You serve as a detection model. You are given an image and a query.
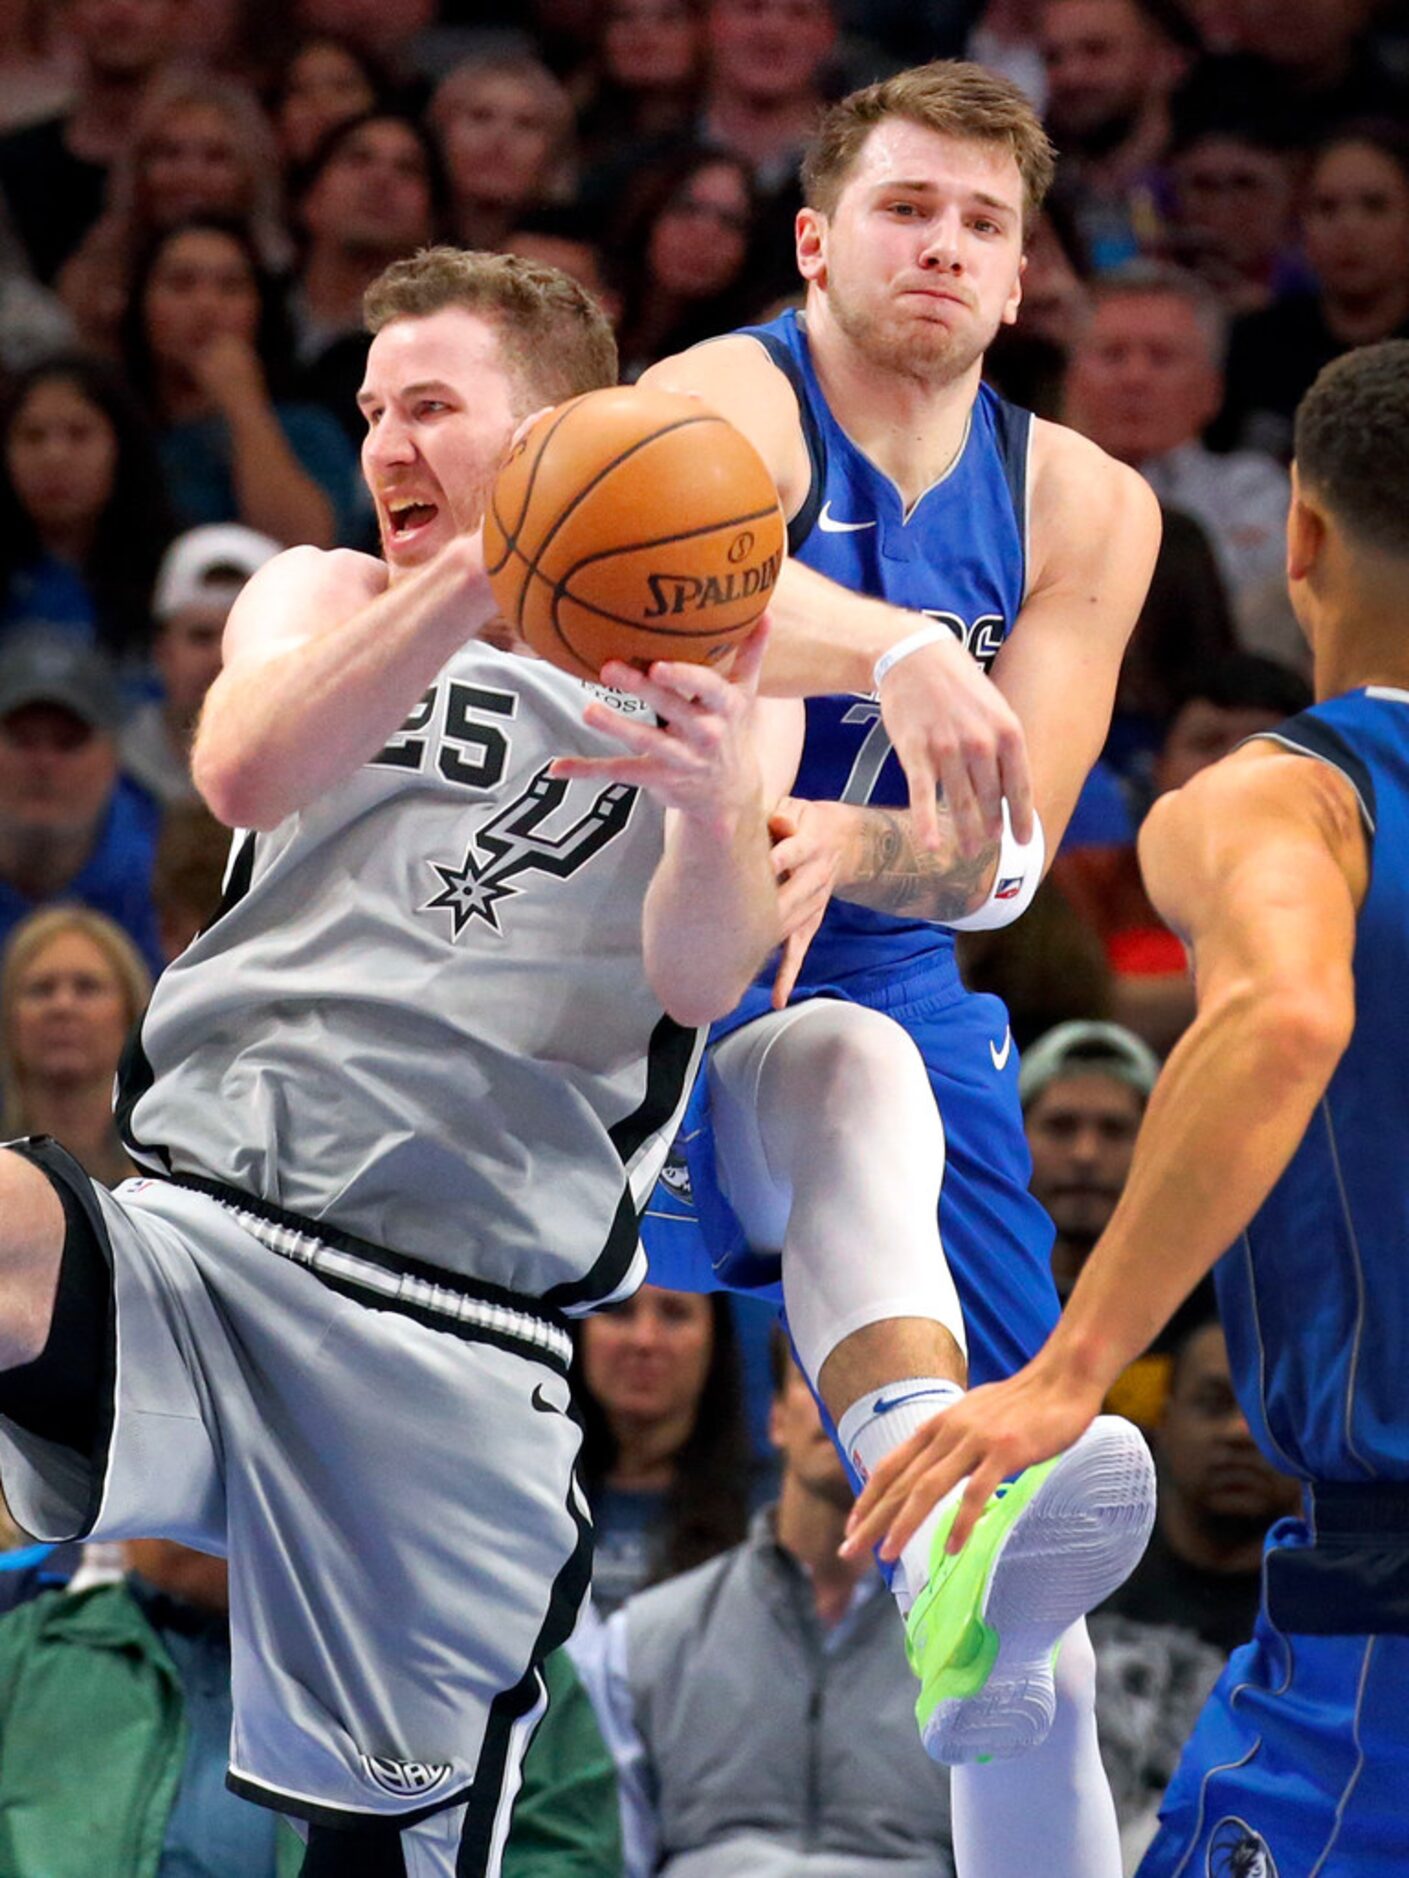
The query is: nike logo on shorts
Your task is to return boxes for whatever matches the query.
[817,501,876,533]
[531,1383,562,1415]
[990,1028,1012,1072]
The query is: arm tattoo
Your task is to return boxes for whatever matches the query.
[841,807,999,921]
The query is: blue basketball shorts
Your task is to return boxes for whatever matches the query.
[640,961,1059,1388]
[1139,1517,1409,1878]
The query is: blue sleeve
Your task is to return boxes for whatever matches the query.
[1060,758,1135,851]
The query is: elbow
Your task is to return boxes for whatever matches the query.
[1247,977,1355,1090]
[191,740,284,832]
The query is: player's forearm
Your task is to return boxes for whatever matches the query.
[829,801,1000,920]
[645,807,779,1025]
[195,542,491,829]
[759,559,924,696]
[223,400,337,550]
[1042,976,1352,1394]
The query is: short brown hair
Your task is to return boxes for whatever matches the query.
[363,247,618,410]
[802,60,1056,230]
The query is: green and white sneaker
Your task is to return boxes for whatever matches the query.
[904,1414,1155,1765]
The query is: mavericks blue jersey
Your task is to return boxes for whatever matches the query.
[738,308,1032,990]
[1218,688,1409,1483]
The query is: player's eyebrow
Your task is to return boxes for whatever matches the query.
[356,379,458,411]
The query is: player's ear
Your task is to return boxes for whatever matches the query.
[1286,465,1326,584]
[796,207,826,286]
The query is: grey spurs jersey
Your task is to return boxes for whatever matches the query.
[119,639,705,1311]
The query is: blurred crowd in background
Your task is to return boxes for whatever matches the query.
[0,0,1405,1871]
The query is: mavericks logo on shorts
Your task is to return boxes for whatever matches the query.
[361,1753,453,1799]
[1208,1817,1278,1878]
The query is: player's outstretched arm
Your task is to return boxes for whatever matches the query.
[640,339,1031,856]
[841,744,1366,1562]
[193,535,497,830]
[550,625,803,1025]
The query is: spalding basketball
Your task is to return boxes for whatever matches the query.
[484,386,785,682]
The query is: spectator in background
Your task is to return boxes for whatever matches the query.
[292,0,439,93]
[1165,118,1306,317]
[57,71,292,357]
[0,355,172,664]
[611,147,761,377]
[431,55,576,254]
[505,208,623,326]
[577,0,705,175]
[1038,0,1189,270]
[1063,265,1296,662]
[1100,1317,1301,1655]
[1090,1316,1300,1866]
[575,1287,755,1617]
[121,525,280,807]
[290,112,442,441]
[0,210,78,377]
[0,1539,296,1877]
[122,218,356,547]
[1020,1020,1156,1307]
[1221,125,1409,460]
[1056,652,1312,1051]
[270,33,384,170]
[586,1343,956,1877]
[968,0,1049,112]
[0,906,151,1189]
[0,0,179,284]
[0,631,162,976]
[149,801,233,964]
[0,0,75,136]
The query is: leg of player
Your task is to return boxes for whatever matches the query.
[710,1004,1151,1794]
[0,1151,68,1373]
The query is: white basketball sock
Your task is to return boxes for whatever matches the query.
[836,1378,966,1611]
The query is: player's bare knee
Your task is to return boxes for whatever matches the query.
[0,1150,68,1370]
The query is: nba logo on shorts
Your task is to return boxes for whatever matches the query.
[361,1754,452,1799]
[1208,1817,1278,1877]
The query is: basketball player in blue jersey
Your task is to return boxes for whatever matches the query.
[604,60,1162,1878]
[0,250,807,1878]
[847,338,1409,1878]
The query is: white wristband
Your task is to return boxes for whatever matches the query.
[872,622,954,692]
[945,802,1046,932]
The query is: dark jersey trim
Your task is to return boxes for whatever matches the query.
[227,1771,474,1833]
[987,391,1031,598]
[1255,714,1378,833]
[542,1012,701,1312]
[736,322,827,554]
[456,1460,595,1876]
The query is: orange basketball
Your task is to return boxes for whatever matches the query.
[484,386,785,682]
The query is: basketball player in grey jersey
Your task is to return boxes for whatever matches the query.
[0,250,804,1878]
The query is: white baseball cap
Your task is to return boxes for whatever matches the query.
[153,525,281,621]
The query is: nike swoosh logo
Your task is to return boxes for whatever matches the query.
[989,1028,1012,1072]
[871,1387,954,1417]
[817,501,876,534]
[531,1384,561,1415]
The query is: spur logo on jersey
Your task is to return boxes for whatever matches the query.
[641,548,782,618]
[422,765,637,939]
[1208,1818,1279,1877]
[360,1754,452,1799]
[659,1149,694,1199]
[918,610,1007,674]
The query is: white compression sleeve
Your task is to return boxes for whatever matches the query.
[950,1620,1123,1878]
[707,1000,966,1384]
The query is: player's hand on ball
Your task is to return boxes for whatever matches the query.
[839,1359,1104,1563]
[769,796,843,1006]
[878,633,1033,857]
[550,619,770,825]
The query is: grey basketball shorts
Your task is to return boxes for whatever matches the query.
[0,1138,591,1877]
